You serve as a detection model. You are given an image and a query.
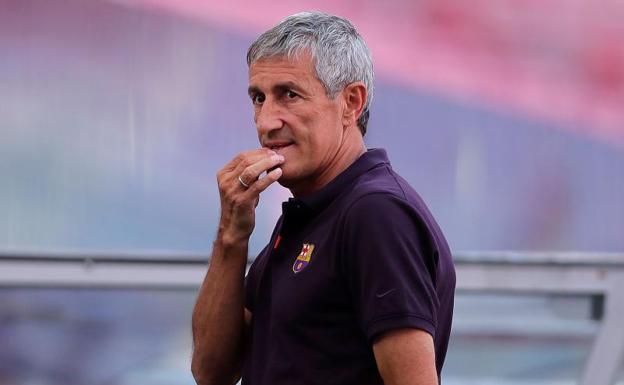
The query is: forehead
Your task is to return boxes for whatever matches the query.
[248,54,320,88]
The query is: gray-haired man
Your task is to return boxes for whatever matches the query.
[192,11,455,385]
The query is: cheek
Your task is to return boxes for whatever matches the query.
[292,104,341,150]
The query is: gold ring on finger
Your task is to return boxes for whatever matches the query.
[238,175,250,188]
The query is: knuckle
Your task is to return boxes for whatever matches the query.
[217,177,229,191]
[248,183,261,194]
[253,180,270,192]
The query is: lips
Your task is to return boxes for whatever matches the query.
[264,141,294,152]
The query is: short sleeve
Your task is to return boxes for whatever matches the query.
[341,193,439,343]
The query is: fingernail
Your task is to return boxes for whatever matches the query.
[267,150,276,155]
[271,154,282,162]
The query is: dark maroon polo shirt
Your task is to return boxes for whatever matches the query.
[243,148,455,385]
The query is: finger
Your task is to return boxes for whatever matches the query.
[243,167,282,196]
[238,153,284,186]
[223,148,275,172]
[228,151,276,179]
[219,154,278,200]
[219,149,275,190]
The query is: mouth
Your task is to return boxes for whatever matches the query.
[265,142,294,153]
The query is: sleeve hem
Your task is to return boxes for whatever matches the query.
[366,314,436,344]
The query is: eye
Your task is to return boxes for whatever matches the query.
[251,93,265,105]
[285,90,299,99]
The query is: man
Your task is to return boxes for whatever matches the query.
[191,11,455,385]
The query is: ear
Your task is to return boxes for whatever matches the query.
[341,82,367,129]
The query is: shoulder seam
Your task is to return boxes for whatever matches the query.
[342,165,410,218]
[343,191,402,220]
[385,164,408,200]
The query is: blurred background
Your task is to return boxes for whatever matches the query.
[1,0,623,384]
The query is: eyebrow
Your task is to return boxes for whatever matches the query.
[247,81,305,96]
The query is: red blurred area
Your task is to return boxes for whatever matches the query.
[115,0,624,146]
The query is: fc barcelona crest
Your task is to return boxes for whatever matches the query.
[293,243,315,273]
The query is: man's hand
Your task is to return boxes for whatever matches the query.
[217,148,284,244]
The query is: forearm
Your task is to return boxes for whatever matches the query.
[191,148,283,384]
[191,233,248,385]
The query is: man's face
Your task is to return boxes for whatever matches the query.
[248,54,346,194]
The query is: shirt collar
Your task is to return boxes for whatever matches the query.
[282,148,390,216]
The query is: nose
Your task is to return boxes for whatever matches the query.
[255,98,284,136]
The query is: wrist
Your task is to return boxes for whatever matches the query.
[217,228,250,249]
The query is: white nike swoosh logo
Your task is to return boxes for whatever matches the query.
[376,288,396,298]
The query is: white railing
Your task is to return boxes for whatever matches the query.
[455,251,624,385]
[1,250,623,385]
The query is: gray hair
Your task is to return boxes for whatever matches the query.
[247,11,374,135]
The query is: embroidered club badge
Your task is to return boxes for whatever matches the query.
[293,243,315,273]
